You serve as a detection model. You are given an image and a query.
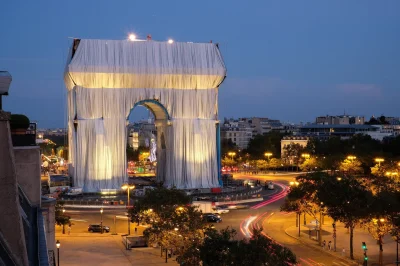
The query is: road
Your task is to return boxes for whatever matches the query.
[232,173,358,266]
[63,173,358,265]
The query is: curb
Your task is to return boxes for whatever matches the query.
[284,226,359,265]
[64,205,126,209]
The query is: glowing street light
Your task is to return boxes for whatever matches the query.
[386,172,398,177]
[301,153,310,159]
[347,155,356,161]
[56,240,60,266]
[128,34,136,41]
[228,152,236,160]
[375,158,384,167]
[121,184,135,235]
[336,177,342,181]
[168,39,174,44]
[264,152,273,161]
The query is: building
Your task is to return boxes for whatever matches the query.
[247,117,284,135]
[220,118,253,149]
[0,73,55,266]
[280,136,310,158]
[315,115,365,125]
[296,124,395,141]
[220,117,286,149]
[127,119,157,150]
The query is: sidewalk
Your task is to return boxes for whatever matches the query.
[284,214,398,266]
[56,233,178,265]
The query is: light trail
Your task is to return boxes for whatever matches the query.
[251,182,289,209]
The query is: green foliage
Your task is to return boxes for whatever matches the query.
[221,156,236,167]
[55,201,71,229]
[299,157,320,172]
[245,132,287,159]
[339,158,364,174]
[221,139,238,157]
[182,227,297,266]
[10,114,30,130]
[282,143,305,165]
[130,187,204,260]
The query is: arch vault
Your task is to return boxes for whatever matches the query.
[64,39,226,192]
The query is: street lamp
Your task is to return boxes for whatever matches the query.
[337,177,342,181]
[100,208,103,234]
[121,184,135,235]
[228,152,236,160]
[264,152,272,160]
[56,240,60,266]
[301,153,310,159]
[375,158,384,167]
[347,155,356,161]
[373,218,385,265]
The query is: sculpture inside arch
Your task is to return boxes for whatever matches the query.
[64,39,226,192]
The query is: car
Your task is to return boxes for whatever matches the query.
[212,206,230,214]
[202,213,222,223]
[267,182,274,190]
[88,224,110,233]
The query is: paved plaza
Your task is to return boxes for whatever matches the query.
[56,234,178,266]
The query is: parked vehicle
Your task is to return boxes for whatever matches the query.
[267,182,274,190]
[192,201,214,213]
[202,213,222,223]
[88,224,110,233]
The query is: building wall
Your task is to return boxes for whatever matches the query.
[280,137,309,158]
[0,111,29,266]
[41,198,56,260]
[14,146,42,206]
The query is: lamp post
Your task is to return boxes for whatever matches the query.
[228,152,236,161]
[347,155,356,161]
[318,202,323,246]
[264,152,272,161]
[332,222,337,251]
[121,184,135,235]
[375,158,384,167]
[100,208,103,234]
[56,240,60,266]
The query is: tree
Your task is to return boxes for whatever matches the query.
[282,143,305,165]
[221,156,236,167]
[256,159,268,170]
[221,139,238,157]
[55,201,70,234]
[339,158,363,175]
[181,227,297,266]
[129,187,205,259]
[268,158,283,169]
[299,157,320,172]
[245,132,286,159]
[316,175,373,260]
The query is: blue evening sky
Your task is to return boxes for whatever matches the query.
[1,1,399,127]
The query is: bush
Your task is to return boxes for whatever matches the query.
[10,114,30,130]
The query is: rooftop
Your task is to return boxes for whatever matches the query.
[301,124,376,130]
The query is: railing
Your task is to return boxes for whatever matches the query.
[213,187,263,202]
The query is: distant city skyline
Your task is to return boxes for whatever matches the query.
[1,1,399,128]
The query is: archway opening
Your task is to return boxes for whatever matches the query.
[126,100,170,180]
